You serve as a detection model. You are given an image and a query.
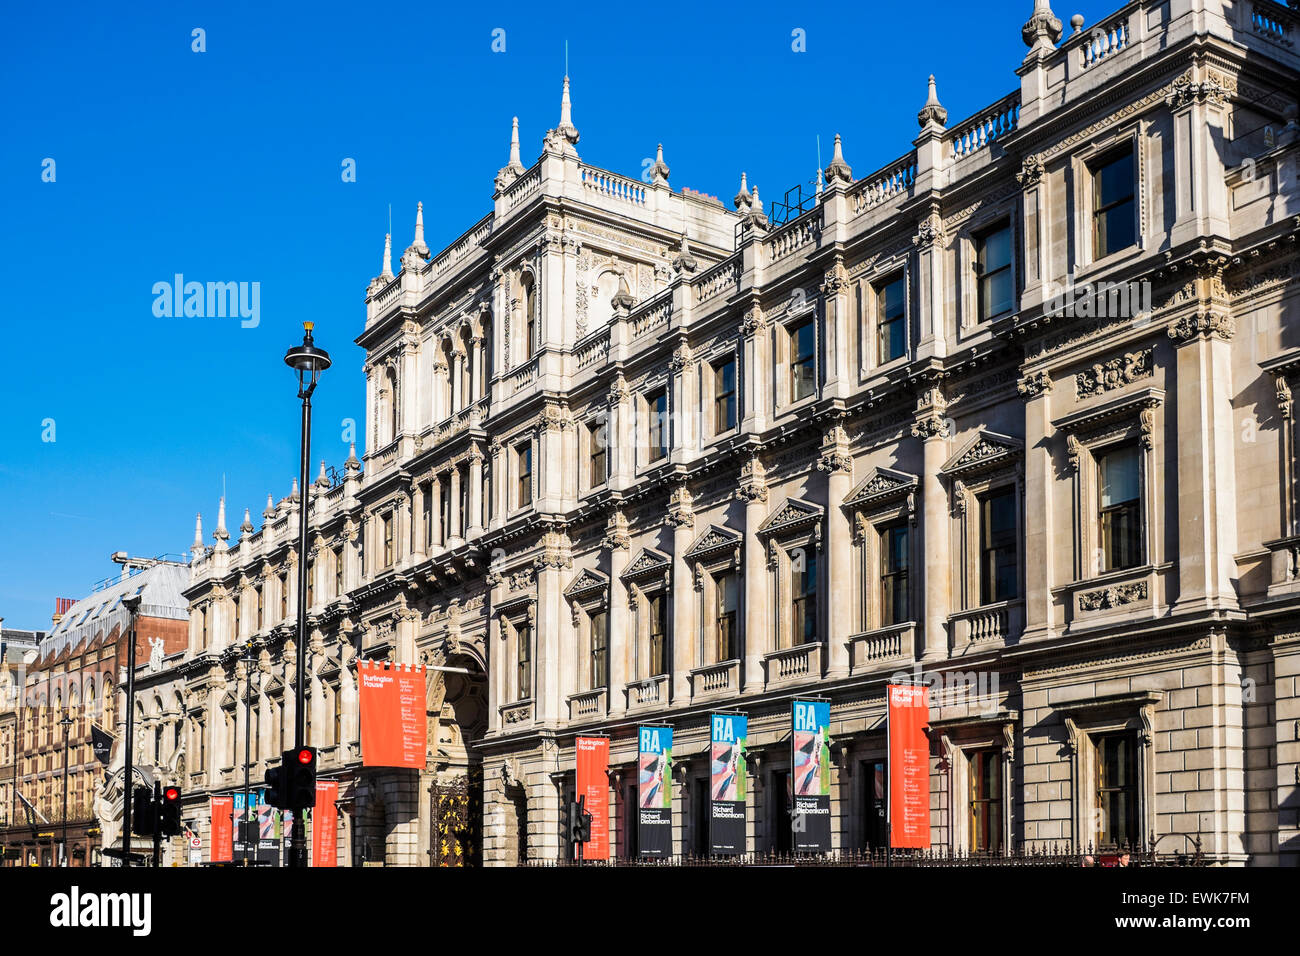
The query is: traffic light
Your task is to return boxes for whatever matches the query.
[159,786,182,836]
[266,760,287,809]
[288,747,317,809]
[575,795,592,844]
[131,786,156,836]
[560,802,572,842]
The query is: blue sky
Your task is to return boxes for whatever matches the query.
[0,0,1117,630]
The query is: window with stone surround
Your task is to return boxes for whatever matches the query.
[521,272,537,361]
[759,498,825,652]
[333,546,344,598]
[684,525,743,669]
[1098,443,1143,572]
[876,273,907,365]
[514,441,532,511]
[621,548,672,682]
[648,593,667,677]
[844,467,919,639]
[788,316,817,404]
[979,488,1019,604]
[565,569,610,692]
[645,387,669,463]
[712,355,737,435]
[1095,731,1140,847]
[584,415,607,491]
[880,522,910,627]
[715,571,738,663]
[515,619,532,702]
[974,220,1014,322]
[932,712,1017,856]
[1090,146,1137,261]
[969,748,1003,852]
[381,512,394,568]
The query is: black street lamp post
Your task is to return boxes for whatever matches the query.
[121,594,141,867]
[59,715,73,865]
[242,640,253,866]
[283,322,330,868]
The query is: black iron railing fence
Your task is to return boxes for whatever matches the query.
[528,842,1207,868]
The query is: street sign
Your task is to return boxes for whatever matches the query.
[190,836,201,849]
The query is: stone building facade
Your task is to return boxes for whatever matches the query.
[0,561,189,866]
[182,0,1300,865]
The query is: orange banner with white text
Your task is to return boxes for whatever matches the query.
[210,796,233,863]
[575,736,610,860]
[888,684,931,849]
[359,660,427,768]
[312,781,338,867]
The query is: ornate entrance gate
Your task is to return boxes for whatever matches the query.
[429,771,482,867]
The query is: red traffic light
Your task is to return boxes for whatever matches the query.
[296,748,313,765]
[164,787,180,801]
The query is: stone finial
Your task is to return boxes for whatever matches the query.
[733,171,752,211]
[671,233,698,274]
[556,76,580,144]
[411,202,429,258]
[263,493,276,519]
[316,460,330,489]
[290,477,300,502]
[611,272,637,312]
[748,185,769,229]
[1070,13,1085,33]
[345,441,361,474]
[192,513,204,550]
[650,143,670,185]
[214,497,229,542]
[917,75,948,129]
[240,508,254,535]
[1022,0,1063,52]
[509,116,523,170]
[824,133,853,185]
[381,232,392,279]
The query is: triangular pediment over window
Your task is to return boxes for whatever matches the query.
[843,466,918,511]
[940,430,1023,479]
[564,567,609,601]
[621,547,672,584]
[757,496,823,539]
[685,524,743,564]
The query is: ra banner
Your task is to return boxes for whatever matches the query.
[209,796,233,863]
[359,659,428,768]
[313,781,339,867]
[791,700,831,853]
[709,714,747,855]
[637,725,673,858]
[575,737,610,860]
[887,683,931,849]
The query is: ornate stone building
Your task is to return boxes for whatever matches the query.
[183,0,1300,865]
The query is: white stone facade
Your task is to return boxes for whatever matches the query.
[181,0,1300,866]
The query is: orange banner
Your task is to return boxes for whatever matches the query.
[312,781,338,867]
[210,796,233,863]
[888,684,930,849]
[575,736,609,860]
[359,660,427,768]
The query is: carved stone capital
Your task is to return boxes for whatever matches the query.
[1167,313,1235,343]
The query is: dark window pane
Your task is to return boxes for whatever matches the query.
[714,360,737,432]
[791,319,817,401]
[881,524,910,625]
[1093,150,1136,259]
[980,487,1019,604]
[1099,445,1142,571]
[877,277,907,363]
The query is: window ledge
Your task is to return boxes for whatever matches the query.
[625,675,669,711]
[566,688,608,722]
[949,600,1024,651]
[762,642,823,688]
[689,660,741,699]
[847,623,914,673]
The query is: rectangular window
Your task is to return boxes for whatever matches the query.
[714,358,737,433]
[334,547,343,598]
[975,221,1014,320]
[306,559,315,608]
[589,609,608,690]
[980,487,1019,604]
[715,571,738,662]
[648,593,667,676]
[881,523,910,625]
[515,622,532,701]
[234,597,241,639]
[647,389,669,462]
[588,420,607,488]
[440,480,451,543]
[1092,148,1136,260]
[421,481,433,550]
[790,548,818,646]
[789,318,816,402]
[256,586,264,629]
[1095,733,1139,847]
[516,444,532,508]
[458,467,469,534]
[279,573,288,620]
[1099,444,1142,572]
[382,513,394,567]
[877,275,907,365]
[969,749,1003,853]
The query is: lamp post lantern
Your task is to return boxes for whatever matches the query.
[284,322,330,868]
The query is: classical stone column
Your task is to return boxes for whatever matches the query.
[428,475,442,551]
[607,375,633,492]
[819,263,850,399]
[604,510,632,716]
[818,424,853,675]
[740,305,768,433]
[432,359,448,424]
[1168,73,1232,247]
[467,447,485,538]
[913,391,951,662]
[738,454,769,691]
[448,467,462,544]
[1170,307,1239,613]
[668,485,695,703]
[1017,370,1055,641]
[410,482,426,563]
[535,532,571,725]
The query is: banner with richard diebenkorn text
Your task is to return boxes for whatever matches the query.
[709,713,747,855]
[637,725,673,858]
[792,700,831,853]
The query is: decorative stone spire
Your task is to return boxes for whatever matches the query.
[611,271,637,312]
[402,202,430,268]
[544,76,581,155]
[290,477,300,503]
[671,233,698,274]
[192,513,204,551]
[1022,0,1063,53]
[816,168,825,198]
[213,496,229,546]
[316,460,330,489]
[381,232,392,278]
[649,143,670,186]
[496,117,527,192]
[240,507,255,535]
[734,172,752,211]
[824,133,853,186]
[748,185,769,229]
[917,75,948,129]
[345,441,361,475]
[263,493,276,519]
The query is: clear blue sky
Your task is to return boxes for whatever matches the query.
[0,0,1117,630]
